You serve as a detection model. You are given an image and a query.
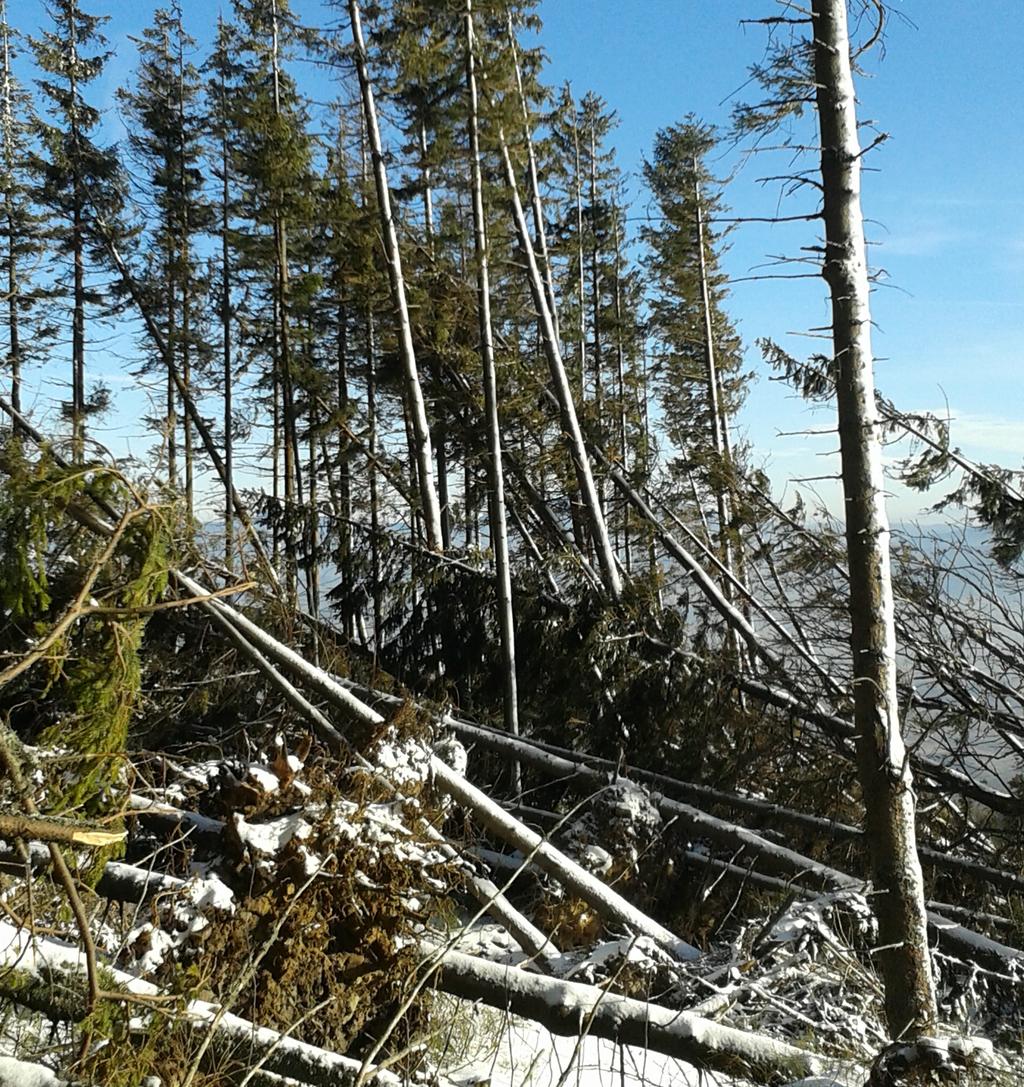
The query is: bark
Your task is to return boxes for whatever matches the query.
[69,15,85,464]
[465,1,521,784]
[347,0,443,552]
[507,13,558,341]
[693,165,743,673]
[218,29,234,570]
[497,130,622,598]
[430,945,838,1084]
[0,812,124,848]
[0,2,19,418]
[812,0,937,1038]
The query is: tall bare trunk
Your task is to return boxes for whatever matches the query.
[177,31,193,518]
[465,0,521,787]
[220,82,234,570]
[165,234,177,487]
[507,15,557,343]
[69,16,85,463]
[1,2,20,419]
[348,0,443,552]
[611,212,631,572]
[811,0,936,1039]
[693,166,743,670]
[497,129,622,600]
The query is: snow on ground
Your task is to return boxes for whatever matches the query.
[438,999,733,1087]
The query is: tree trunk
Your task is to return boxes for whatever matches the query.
[496,128,622,600]
[811,0,937,1039]
[348,0,443,552]
[1,0,20,419]
[693,166,744,672]
[507,13,558,342]
[220,117,234,571]
[465,0,521,789]
[431,946,834,1085]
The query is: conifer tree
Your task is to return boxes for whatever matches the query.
[0,1,50,421]
[643,119,749,605]
[120,3,213,513]
[205,14,241,567]
[29,0,126,462]
[230,0,317,596]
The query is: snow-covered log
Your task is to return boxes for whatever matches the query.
[0,922,402,1087]
[429,757,699,961]
[428,944,853,1085]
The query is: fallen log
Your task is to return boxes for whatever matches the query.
[173,574,698,963]
[457,715,1024,895]
[0,920,402,1087]
[428,943,855,1085]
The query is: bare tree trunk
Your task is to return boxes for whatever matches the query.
[217,26,234,571]
[1,2,20,421]
[366,306,382,652]
[431,946,834,1084]
[496,128,622,600]
[221,223,233,569]
[507,14,558,342]
[165,233,178,487]
[68,15,86,463]
[811,0,936,1040]
[465,0,521,790]
[611,212,631,571]
[348,0,443,552]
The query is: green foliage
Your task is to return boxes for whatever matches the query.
[0,454,169,827]
[40,507,168,818]
[0,438,51,625]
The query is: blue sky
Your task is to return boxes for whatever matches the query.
[7,0,1022,521]
[534,1,1024,519]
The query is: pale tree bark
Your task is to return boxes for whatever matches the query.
[496,128,622,600]
[506,13,558,342]
[271,0,302,602]
[811,0,937,1039]
[69,12,85,463]
[218,46,234,571]
[611,211,631,571]
[465,0,521,786]
[0,0,20,419]
[347,0,443,552]
[431,947,834,1084]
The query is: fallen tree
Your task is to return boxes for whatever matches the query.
[428,943,856,1085]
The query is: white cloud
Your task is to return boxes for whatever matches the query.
[912,409,1024,462]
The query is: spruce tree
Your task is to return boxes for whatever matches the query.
[642,120,748,536]
[29,0,126,462]
[120,3,213,512]
[0,1,51,420]
[229,0,317,597]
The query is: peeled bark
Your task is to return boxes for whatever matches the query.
[811,0,937,1038]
